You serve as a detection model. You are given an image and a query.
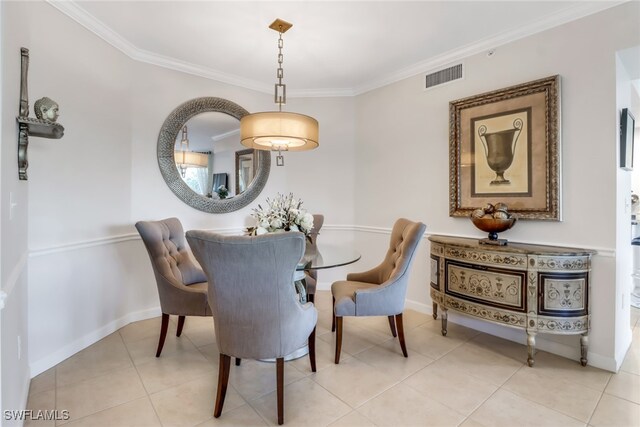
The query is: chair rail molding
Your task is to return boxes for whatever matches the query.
[27,225,614,258]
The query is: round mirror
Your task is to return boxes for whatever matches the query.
[158,97,270,213]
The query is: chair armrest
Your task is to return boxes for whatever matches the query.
[353,274,409,316]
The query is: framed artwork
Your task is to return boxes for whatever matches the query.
[449,75,561,220]
[620,108,635,171]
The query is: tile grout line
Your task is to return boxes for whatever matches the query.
[119,328,165,427]
[463,360,526,425]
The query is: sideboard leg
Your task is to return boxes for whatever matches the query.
[441,308,448,336]
[526,331,536,367]
[580,333,589,367]
[433,302,438,320]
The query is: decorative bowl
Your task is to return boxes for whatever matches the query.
[470,217,516,245]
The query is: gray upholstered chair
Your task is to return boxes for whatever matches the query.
[135,217,211,357]
[304,214,324,303]
[186,231,317,425]
[331,218,426,364]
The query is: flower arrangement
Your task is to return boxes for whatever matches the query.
[216,185,228,199]
[247,193,314,239]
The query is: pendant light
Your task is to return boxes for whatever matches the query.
[240,19,319,166]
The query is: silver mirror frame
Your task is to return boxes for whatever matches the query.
[157,97,271,213]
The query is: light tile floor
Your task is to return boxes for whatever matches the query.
[25,292,640,426]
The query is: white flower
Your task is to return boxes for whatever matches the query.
[300,213,314,232]
[250,193,312,237]
[271,218,283,229]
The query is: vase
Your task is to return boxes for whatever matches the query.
[478,118,523,185]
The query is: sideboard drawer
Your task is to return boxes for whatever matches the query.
[538,272,588,317]
[445,260,527,312]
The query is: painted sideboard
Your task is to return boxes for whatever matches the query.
[429,235,596,367]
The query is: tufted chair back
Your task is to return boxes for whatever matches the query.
[374,218,425,286]
[186,231,318,360]
[336,218,426,317]
[308,214,324,246]
[136,217,209,316]
[304,214,324,302]
[330,218,425,363]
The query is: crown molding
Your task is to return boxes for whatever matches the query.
[47,0,625,98]
[46,0,274,94]
[352,1,627,95]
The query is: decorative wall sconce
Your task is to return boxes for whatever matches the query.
[17,47,64,181]
[240,19,319,166]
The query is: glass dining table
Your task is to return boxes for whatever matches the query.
[294,243,361,304]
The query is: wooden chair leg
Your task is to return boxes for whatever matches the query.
[331,297,336,332]
[176,315,186,337]
[309,327,317,372]
[156,313,169,357]
[396,313,408,357]
[276,357,284,425]
[388,315,397,337]
[214,354,231,418]
[334,317,343,364]
[235,358,241,366]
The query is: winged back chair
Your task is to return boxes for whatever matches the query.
[331,218,426,363]
[304,214,324,303]
[186,231,318,425]
[135,217,211,357]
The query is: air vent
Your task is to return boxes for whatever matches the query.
[425,63,463,89]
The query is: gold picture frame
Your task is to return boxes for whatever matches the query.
[449,75,561,220]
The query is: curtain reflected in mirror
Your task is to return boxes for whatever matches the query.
[235,149,257,195]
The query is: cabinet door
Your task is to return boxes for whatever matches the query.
[445,260,527,312]
[538,272,588,317]
[430,255,440,291]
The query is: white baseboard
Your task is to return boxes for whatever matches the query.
[405,299,434,315]
[30,306,161,377]
[405,298,618,372]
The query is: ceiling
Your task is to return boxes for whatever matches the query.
[52,1,622,96]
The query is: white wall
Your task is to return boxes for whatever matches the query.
[1,1,33,421]
[353,2,640,371]
[17,1,357,377]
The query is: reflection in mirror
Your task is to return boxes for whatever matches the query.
[235,149,257,195]
[173,112,259,199]
[157,97,270,214]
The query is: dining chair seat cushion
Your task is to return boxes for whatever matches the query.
[331,280,378,316]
